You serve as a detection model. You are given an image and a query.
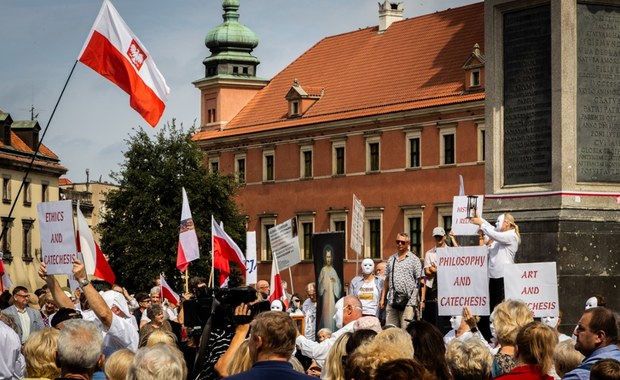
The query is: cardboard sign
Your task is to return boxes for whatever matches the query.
[350,194,365,256]
[504,262,559,317]
[451,195,484,235]
[268,217,301,271]
[245,231,257,285]
[437,246,490,316]
[37,200,77,275]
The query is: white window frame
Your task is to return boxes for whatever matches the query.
[263,149,275,182]
[403,206,424,255]
[406,130,422,168]
[436,203,453,232]
[364,208,383,259]
[300,144,313,179]
[234,153,246,183]
[297,213,315,261]
[208,156,220,173]
[439,125,456,165]
[365,136,381,172]
[328,210,348,254]
[260,215,277,261]
[477,122,485,162]
[332,140,346,176]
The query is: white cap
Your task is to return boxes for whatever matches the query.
[432,227,446,237]
[101,290,130,318]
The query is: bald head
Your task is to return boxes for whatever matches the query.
[343,295,363,326]
[257,280,270,299]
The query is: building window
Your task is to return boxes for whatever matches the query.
[208,157,219,173]
[23,180,32,206]
[332,141,346,176]
[408,217,422,256]
[442,215,453,233]
[471,70,481,87]
[333,220,345,232]
[300,146,313,178]
[22,219,33,262]
[235,154,246,184]
[41,182,49,202]
[364,209,383,259]
[263,151,275,182]
[366,137,381,172]
[2,176,10,203]
[260,216,276,261]
[406,130,422,168]
[1,217,13,261]
[439,126,456,165]
[291,101,300,116]
[328,210,348,253]
[477,123,486,162]
[302,222,313,260]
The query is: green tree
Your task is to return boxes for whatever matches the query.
[99,121,245,292]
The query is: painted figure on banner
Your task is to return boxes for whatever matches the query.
[318,245,341,332]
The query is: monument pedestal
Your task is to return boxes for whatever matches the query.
[485,0,620,332]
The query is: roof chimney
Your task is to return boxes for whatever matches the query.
[378,1,404,33]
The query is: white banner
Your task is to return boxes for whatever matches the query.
[451,195,484,235]
[245,231,257,285]
[350,194,365,256]
[437,246,490,316]
[504,262,559,317]
[268,217,301,271]
[37,200,77,275]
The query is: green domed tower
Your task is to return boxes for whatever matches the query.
[203,0,260,78]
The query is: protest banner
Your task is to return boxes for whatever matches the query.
[245,231,257,285]
[437,246,489,316]
[350,194,365,256]
[37,200,77,275]
[451,195,484,235]
[504,262,559,317]
[268,217,301,271]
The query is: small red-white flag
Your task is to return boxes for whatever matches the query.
[78,0,170,127]
[212,216,246,286]
[0,254,13,292]
[176,188,200,271]
[160,274,180,305]
[76,202,116,285]
[269,258,284,303]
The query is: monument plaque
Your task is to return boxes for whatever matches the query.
[577,4,620,183]
[502,5,552,185]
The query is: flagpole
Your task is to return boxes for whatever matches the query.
[0,60,79,245]
[185,267,189,295]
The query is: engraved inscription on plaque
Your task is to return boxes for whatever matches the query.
[503,5,552,186]
[577,4,620,183]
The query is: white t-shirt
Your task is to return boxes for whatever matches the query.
[82,310,139,356]
[423,248,438,289]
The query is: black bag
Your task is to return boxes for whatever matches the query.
[389,256,410,310]
[391,291,409,310]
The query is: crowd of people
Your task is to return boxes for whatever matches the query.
[1,213,619,380]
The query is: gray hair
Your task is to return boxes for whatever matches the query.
[127,344,186,380]
[149,287,161,296]
[57,319,104,371]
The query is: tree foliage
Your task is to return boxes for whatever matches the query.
[99,121,245,292]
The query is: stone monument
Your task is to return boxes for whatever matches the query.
[485,0,620,329]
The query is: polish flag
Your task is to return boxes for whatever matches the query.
[78,0,170,127]
[160,274,180,305]
[0,254,13,292]
[269,258,284,303]
[76,202,116,285]
[212,216,246,286]
[176,188,200,271]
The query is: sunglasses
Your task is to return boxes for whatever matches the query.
[396,240,407,245]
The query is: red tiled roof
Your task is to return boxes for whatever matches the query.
[195,2,484,141]
[59,178,73,185]
[0,131,65,172]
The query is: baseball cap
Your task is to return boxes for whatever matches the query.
[432,227,446,237]
[51,307,83,328]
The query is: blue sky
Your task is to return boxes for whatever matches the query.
[0,0,477,183]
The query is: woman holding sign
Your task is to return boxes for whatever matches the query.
[470,213,521,313]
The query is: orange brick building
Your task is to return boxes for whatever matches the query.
[194,1,486,292]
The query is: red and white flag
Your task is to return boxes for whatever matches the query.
[76,202,116,285]
[176,188,200,271]
[78,0,170,127]
[0,255,13,292]
[212,216,246,286]
[160,274,180,305]
[269,257,284,303]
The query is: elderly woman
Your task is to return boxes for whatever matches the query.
[138,304,172,348]
[491,299,534,377]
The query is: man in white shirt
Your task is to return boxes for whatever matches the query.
[0,318,25,379]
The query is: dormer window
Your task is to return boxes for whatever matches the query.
[285,79,324,118]
[462,43,485,92]
[471,70,481,87]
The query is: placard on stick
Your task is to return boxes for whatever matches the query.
[37,200,76,275]
[504,262,558,317]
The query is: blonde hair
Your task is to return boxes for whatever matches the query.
[493,299,533,345]
[23,328,61,379]
[345,328,414,380]
[145,329,177,348]
[515,321,557,375]
[226,340,252,376]
[104,349,135,380]
[324,332,351,380]
[553,339,585,378]
[503,213,521,243]
[446,337,493,380]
